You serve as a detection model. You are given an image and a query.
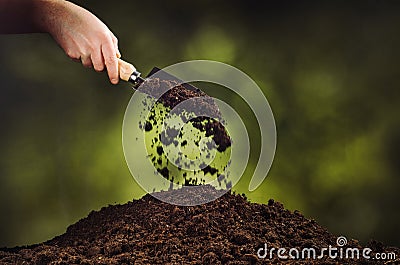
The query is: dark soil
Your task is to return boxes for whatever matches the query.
[140,77,231,152]
[138,77,232,187]
[1,185,398,264]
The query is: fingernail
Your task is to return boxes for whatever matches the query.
[112,78,118,84]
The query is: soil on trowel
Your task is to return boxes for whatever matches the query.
[140,77,231,151]
[0,185,398,264]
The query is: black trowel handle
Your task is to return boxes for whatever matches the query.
[118,59,145,88]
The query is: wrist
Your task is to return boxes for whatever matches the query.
[32,0,63,34]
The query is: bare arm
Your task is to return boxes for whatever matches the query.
[0,0,121,84]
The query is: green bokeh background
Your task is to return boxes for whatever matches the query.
[1,0,399,247]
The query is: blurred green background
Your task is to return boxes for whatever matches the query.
[1,0,399,247]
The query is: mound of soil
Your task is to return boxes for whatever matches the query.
[0,185,398,264]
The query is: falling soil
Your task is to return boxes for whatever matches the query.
[1,185,398,264]
[137,77,232,188]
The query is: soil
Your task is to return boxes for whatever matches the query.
[138,77,232,188]
[0,185,398,264]
[139,77,231,152]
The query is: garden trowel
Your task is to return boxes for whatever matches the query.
[118,59,201,94]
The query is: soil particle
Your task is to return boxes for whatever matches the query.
[1,185,398,264]
[144,121,152,132]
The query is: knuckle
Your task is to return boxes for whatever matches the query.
[105,55,117,65]
[99,30,110,40]
[112,35,118,44]
[81,58,93,68]
[65,49,77,59]
[81,51,91,58]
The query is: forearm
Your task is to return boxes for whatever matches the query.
[0,0,71,34]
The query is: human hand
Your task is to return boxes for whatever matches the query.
[36,0,121,84]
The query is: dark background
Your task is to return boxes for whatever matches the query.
[0,0,399,247]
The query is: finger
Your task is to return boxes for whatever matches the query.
[102,39,119,84]
[91,49,104,72]
[66,50,81,63]
[111,34,121,58]
[80,56,93,68]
